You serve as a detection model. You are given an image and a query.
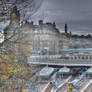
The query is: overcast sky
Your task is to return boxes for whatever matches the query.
[32,0,92,35]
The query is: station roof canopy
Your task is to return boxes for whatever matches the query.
[58,67,70,74]
[86,68,92,74]
[39,67,54,77]
[60,48,92,54]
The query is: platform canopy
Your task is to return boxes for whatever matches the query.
[39,67,54,78]
[86,68,92,74]
[58,67,70,74]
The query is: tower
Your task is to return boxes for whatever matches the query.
[10,6,20,24]
[39,20,43,25]
[65,24,68,34]
[53,22,56,28]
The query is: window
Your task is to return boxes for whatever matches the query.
[90,56,92,59]
[70,57,73,60]
[75,56,77,59]
[82,56,84,60]
[86,56,88,59]
[78,56,80,59]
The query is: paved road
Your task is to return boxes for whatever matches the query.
[42,75,72,92]
[55,76,72,92]
[42,83,52,92]
[84,84,92,92]
[80,79,92,92]
[22,66,44,92]
[58,73,89,92]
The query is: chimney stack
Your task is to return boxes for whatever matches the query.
[53,22,56,28]
[30,21,34,25]
[65,24,68,34]
[39,20,43,25]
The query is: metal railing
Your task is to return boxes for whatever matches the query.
[28,57,92,66]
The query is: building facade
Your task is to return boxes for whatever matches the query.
[20,20,67,55]
[63,24,92,49]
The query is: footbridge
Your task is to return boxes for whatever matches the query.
[28,57,92,66]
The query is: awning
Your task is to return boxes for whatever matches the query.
[57,67,70,74]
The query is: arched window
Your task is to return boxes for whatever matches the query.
[78,56,80,59]
[71,56,73,60]
[90,56,92,59]
[86,56,88,59]
[82,56,84,60]
[75,56,77,59]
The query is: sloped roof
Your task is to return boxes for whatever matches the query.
[58,67,70,73]
[39,67,54,76]
[86,68,92,73]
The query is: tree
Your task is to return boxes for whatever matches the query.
[0,0,43,91]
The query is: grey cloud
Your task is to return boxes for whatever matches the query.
[32,0,92,34]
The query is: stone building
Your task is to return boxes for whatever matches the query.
[63,24,92,49]
[20,20,67,55]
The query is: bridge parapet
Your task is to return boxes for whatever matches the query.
[28,57,92,66]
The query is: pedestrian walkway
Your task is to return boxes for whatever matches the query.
[80,79,92,92]
[28,57,92,66]
[42,83,51,92]
[52,76,72,92]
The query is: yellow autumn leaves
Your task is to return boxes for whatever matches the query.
[0,64,23,73]
[0,66,23,80]
[0,75,9,80]
[8,66,23,73]
[0,54,23,81]
[0,55,10,63]
[0,54,18,63]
